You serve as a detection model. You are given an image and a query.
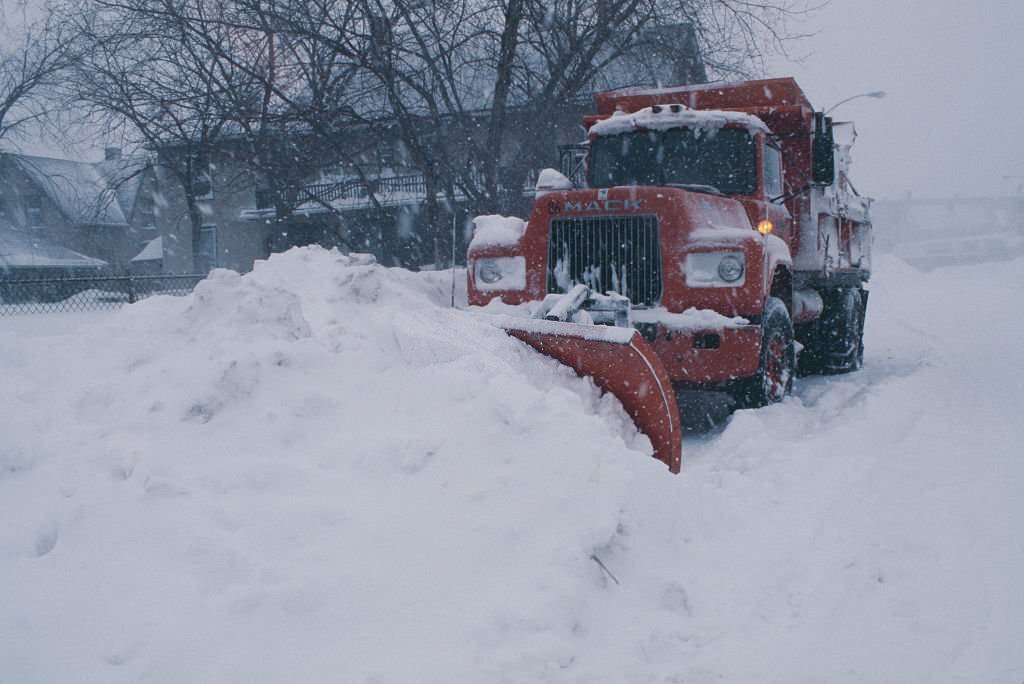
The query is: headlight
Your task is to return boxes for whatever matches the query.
[478,260,504,284]
[717,255,744,282]
[685,252,746,287]
[474,256,526,291]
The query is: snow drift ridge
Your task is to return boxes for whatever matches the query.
[0,246,662,683]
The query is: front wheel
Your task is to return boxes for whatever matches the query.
[732,296,795,408]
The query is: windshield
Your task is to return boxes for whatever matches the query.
[587,127,757,195]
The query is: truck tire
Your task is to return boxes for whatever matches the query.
[800,287,864,375]
[732,296,795,408]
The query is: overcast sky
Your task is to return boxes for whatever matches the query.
[773,0,1024,200]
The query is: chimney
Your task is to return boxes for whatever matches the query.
[105,147,122,161]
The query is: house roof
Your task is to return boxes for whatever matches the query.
[12,154,128,226]
[131,235,163,262]
[0,224,107,269]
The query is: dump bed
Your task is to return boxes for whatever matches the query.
[590,77,815,138]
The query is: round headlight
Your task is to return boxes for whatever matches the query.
[477,260,503,284]
[717,255,744,282]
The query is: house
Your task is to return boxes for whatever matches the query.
[97,148,163,273]
[0,149,161,276]
[151,141,286,275]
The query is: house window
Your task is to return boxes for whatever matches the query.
[255,188,276,210]
[135,192,156,227]
[191,157,214,200]
[377,141,396,168]
[26,194,43,226]
[196,223,217,272]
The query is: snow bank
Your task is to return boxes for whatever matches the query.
[582,254,1024,682]
[0,247,659,683]
[4,248,1024,683]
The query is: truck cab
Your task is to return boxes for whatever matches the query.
[586,106,793,244]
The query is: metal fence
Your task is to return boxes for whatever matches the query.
[0,273,206,315]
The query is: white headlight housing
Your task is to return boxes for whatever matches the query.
[474,256,526,291]
[685,252,746,287]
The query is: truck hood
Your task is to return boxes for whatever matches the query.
[543,186,753,238]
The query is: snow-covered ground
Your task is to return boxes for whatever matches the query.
[2,247,1022,683]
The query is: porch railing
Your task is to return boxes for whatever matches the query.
[255,170,535,212]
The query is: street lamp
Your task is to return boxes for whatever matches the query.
[825,91,886,115]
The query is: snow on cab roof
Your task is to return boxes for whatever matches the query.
[589,104,769,137]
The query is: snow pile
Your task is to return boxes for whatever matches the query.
[4,248,1024,682]
[0,247,660,683]
[631,307,748,332]
[479,312,637,344]
[476,297,748,335]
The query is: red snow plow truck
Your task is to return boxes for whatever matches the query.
[467,78,873,474]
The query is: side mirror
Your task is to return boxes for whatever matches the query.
[811,112,835,186]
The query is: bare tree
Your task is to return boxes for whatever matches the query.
[160,0,434,260]
[273,0,815,264]
[68,0,817,268]
[70,0,233,268]
[0,5,80,143]
[73,0,398,259]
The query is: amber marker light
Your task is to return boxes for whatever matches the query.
[757,219,774,235]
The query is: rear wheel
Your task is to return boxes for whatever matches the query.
[799,288,864,375]
[733,296,795,408]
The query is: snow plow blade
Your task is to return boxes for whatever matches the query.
[496,317,682,473]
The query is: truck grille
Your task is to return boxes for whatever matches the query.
[547,215,662,305]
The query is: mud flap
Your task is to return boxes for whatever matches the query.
[496,317,682,473]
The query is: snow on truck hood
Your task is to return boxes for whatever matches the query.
[589,104,769,137]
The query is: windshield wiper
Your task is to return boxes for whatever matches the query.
[663,182,724,196]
